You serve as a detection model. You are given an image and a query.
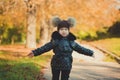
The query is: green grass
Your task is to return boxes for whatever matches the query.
[90,38,120,62]
[92,38,120,56]
[0,51,52,80]
[103,54,116,62]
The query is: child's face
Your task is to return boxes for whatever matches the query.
[58,27,69,37]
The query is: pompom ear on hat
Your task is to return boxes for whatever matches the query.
[67,17,76,27]
[51,16,76,27]
[51,16,61,27]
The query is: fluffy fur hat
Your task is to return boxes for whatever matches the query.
[51,16,76,28]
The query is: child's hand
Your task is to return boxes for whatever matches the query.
[27,52,34,58]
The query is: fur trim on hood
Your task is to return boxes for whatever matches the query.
[51,31,76,41]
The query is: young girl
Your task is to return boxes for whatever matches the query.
[28,17,94,80]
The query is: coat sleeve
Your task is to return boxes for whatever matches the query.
[32,39,58,56]
[70,41,94,56]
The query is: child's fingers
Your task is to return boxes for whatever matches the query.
[27,53,34,58]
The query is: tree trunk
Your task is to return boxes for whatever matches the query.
[26,14,36,48]
[0,36,2,44]
[11,36,14,45]
[40,19,49,45]
[26,1,36,48]
[39,0,53,45]
[39,2,49,45]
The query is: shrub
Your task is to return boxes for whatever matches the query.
[108,21,120,36]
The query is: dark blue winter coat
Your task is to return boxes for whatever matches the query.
[32,31,94,70]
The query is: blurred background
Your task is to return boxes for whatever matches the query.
[0,0,120,80]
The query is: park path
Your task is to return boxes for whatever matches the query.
[42,43,120,80]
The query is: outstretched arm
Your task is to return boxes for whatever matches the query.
[70,41,94,57]
[28,39,58,57]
